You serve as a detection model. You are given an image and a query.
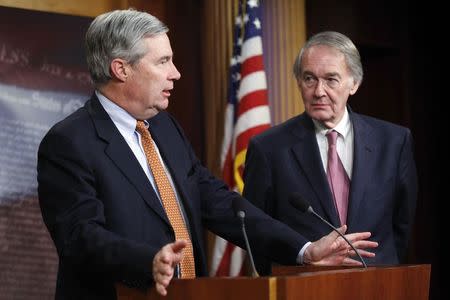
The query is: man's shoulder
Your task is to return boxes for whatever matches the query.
[245,114,311,156]
[49,102,90,134]
[40,97,98,148]
[251,114,307,144]
[148,110,172,125]
[148,111,182,134]
[353,112,411,135]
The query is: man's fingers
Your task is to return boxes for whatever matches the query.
[307,225,378,266]
[153,261,174,277]
[154,272,173,286]
[345,231,371,242]
[349,248,376,258]
[335,248,350,257]
[351,240,378,249]
[171,239,188,253]
[153,240,188,296]
[336,225,348,235]
[322,225,347,251]
[341,231,378,258]
[156,283,168,296]
[153,273,167,286]
[158,252,173,264]
[156,240,188,267]
[342,257,363,266]
[169,240,188,266]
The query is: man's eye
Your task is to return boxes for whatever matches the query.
[303,76,315,83]
[302,76,317,87]
[327,78,339,88]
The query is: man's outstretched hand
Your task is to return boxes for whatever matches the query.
[153,240,187,296]
[304,225,378,266]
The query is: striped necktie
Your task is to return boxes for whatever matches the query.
[326,130,350,225]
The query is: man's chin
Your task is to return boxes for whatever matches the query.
[158,99,169,110]
[309,111,331,121]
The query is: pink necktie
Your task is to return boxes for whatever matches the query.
[326,130,350,225]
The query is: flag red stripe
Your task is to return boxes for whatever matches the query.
[235,124,270,154]
[221,145,234,187]
[240,55,264,78]
[215,243,235,276]
[237,89,269,116]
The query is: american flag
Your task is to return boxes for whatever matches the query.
[210,0,271,277]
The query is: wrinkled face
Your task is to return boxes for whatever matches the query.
[124,33,181,120]
[298,45,359,128]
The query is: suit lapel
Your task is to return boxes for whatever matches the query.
[147,114,195,220]
[346,113,374,227]
[147,114,205,251]
[86,95,170,225]
[290,114,341,226]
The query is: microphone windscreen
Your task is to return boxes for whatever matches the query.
[232,198,246,216]
[237,210,245,219]
[288,192,310,213]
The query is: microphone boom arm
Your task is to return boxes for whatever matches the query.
[308,207,367,268]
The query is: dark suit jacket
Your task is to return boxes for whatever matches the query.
[37,94,307,299]
[243,109,417,275]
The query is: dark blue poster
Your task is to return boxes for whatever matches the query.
[0,6,92,299]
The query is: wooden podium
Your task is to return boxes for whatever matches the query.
[116,264,431,300]
[116,276,276,300]
[273,264,431,300]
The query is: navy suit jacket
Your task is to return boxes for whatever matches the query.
[37,94,306,299]
[243,109,417,275]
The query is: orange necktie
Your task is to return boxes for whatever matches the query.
[136,121,196,278]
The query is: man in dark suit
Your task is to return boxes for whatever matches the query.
[243,31,417,275]
[38,12,378,299]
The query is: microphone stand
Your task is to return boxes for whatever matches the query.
[237,211,260,277]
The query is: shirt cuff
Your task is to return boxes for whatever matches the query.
[296,241,312,265]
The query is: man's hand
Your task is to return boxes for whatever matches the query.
[153,240,187,296]
[304,225,378,266]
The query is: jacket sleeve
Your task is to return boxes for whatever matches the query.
[37,130,156,286]
[393,128,418,262]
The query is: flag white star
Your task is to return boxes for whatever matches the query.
[235,15,242,26]
[248,0,259,8]
[243,14,249,24]
[231,55,242,65]
[253,18,261,30]
[230,56,237,66]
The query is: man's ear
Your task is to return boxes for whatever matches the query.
[349,79,360,95]
[110,58,129,82]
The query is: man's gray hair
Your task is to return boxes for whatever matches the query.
[293,31,363,85]
[85,9,168,85]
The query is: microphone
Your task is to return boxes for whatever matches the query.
[232,199,260,277]
[288,193,367,268]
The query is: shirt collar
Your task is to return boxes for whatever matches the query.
[312,107,351,139]
[95,90,144,136]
